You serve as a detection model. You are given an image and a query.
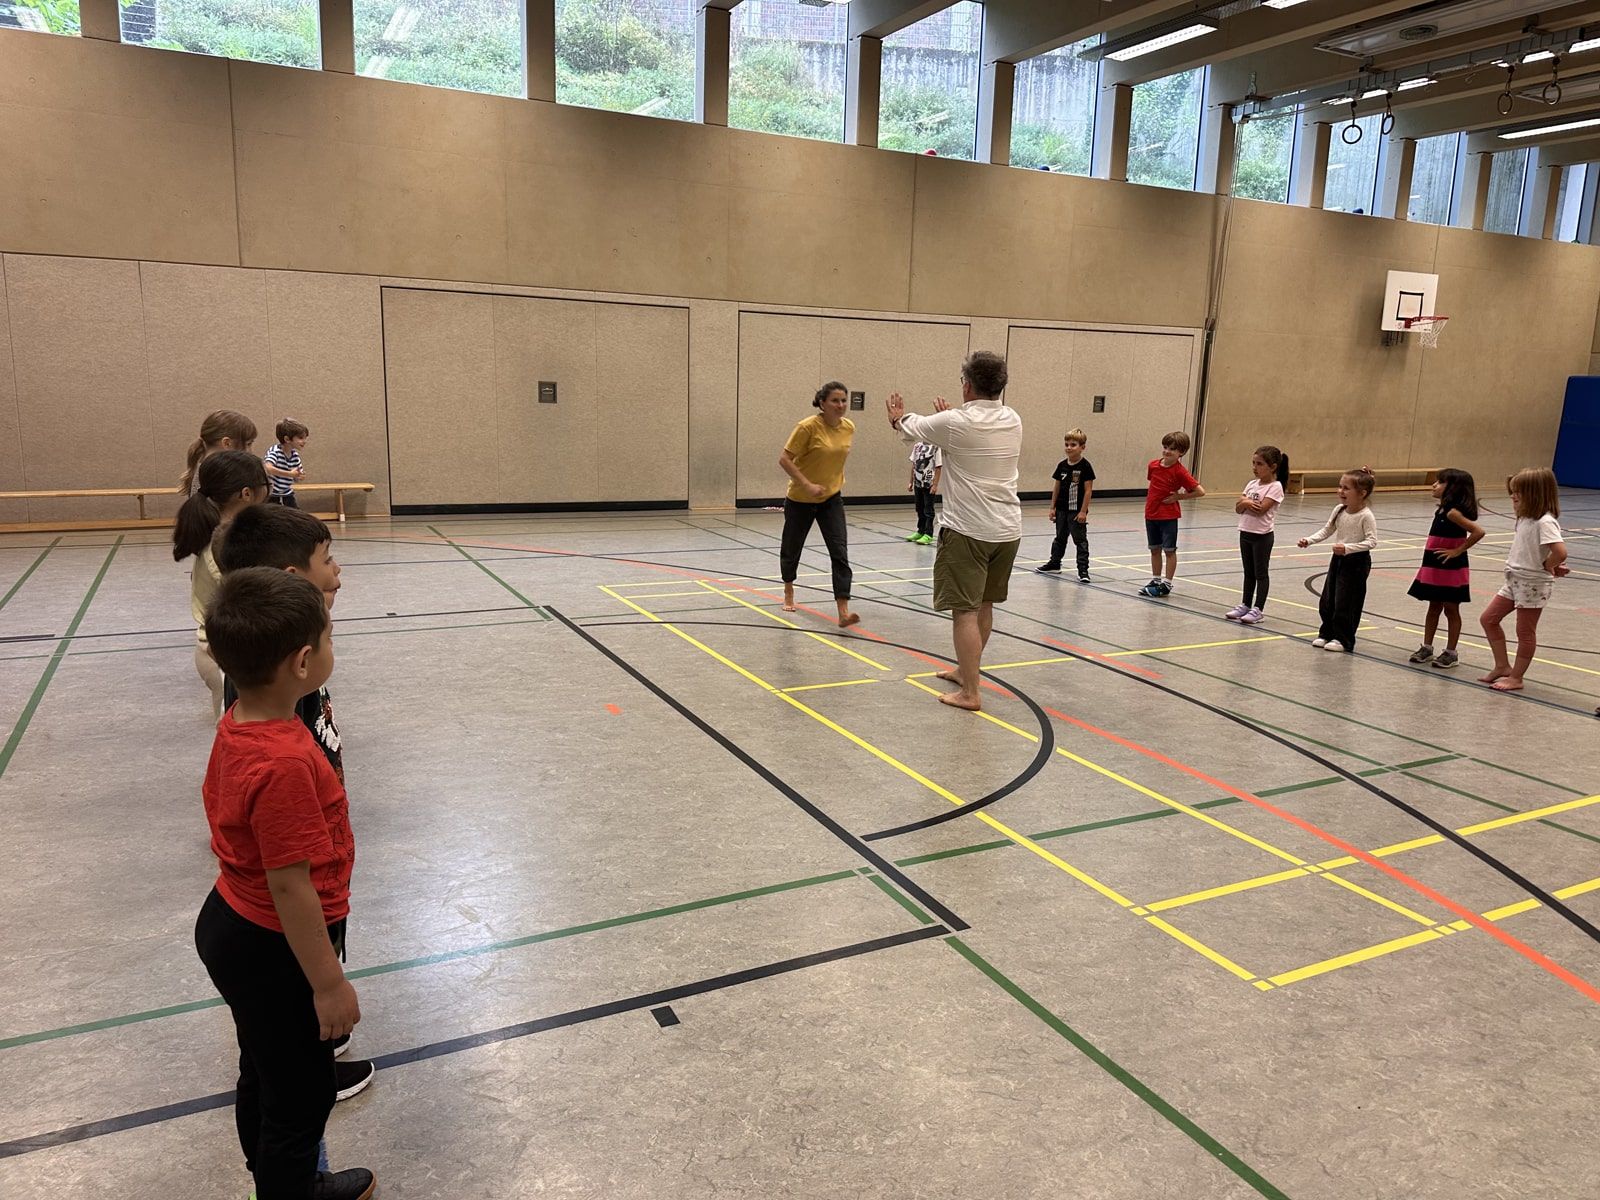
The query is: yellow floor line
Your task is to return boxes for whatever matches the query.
[907,654,1075,679]
[1143,916,1261,982]
[1269,929,1445,987]
[781,678,882,694]
[1105,634,1286,656]
[1145,867,1311,913]
[1316,872,1437,927]
[694,580,891,671]
[1393,625,1600,679]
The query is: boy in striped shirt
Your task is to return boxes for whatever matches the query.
[265,419,309,508]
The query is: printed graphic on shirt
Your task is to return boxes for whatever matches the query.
[911,443,940,488]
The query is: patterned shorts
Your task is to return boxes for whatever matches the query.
[1496,572,1553,609]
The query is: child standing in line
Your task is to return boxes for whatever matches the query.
[1035,429,1095,581]
[1140,431,1205,597]
[1226,445,1284,625]
[906,441,942,545]
[194,568,377,1200]
[173,451,269,718]
[266,420,310,508]
[1405,468,1485,670]
[1479,467,1568,693]
[181,410,258,496]
[1298,468,1378,653]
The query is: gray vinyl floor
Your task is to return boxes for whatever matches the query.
[2,490,1599,1199]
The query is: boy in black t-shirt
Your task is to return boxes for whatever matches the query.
[1036,429,1096,581]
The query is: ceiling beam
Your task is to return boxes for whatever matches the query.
[979,0,1195,63]
[846,0,957,42]
[1389,73,1600,137]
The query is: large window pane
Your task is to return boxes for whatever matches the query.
[556,0,694,121]
[121,0,319,66]
[1407,133,1458,225]
[1009,36,1098,175]
[1555,162,1586,242]
[356,0,521,95]
[1484,147,1528,234]
[1127,67,1203,190]
[1324,114,1380,214]
[730,0,845,142]
[880,0,981,160]
[1233,112,1294,202]
[2,0,80,34]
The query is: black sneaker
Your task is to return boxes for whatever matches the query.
[1077,572,1091,584]
[1035,563,1061,574]
[335,1058,375,1102]
[309,1168,376,1200]
[332,1033,350,1059]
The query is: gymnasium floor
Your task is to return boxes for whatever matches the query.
[1,489,1598,1199]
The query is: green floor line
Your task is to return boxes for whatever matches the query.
[946,936,1291,1200]
[863,872,936,925]
[427,525,551,618]
[0,538,121,781]
[0,536,61,613]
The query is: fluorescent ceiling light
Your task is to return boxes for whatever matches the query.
[1262,0,1311,7]
[1361,88,1389,98]
[1570,37,1600,52]
[1323,95,1356,105]
[1397,77,1436,90]
[1522,49,1555,63]
[1105,20,1218,61]
[1499,116,1600,139]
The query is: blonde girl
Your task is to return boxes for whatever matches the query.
[179,410,257,496]
[1479,468,1568,693]
[1297,468,1378,653]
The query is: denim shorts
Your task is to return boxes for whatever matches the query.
[1145,518,1179,552]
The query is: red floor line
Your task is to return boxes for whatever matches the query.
[1041,636,1164,680]
[1041,703,1600,1006]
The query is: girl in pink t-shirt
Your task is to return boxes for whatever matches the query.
[1227,445,1285,626]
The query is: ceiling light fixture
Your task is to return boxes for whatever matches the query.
[1499,116,1600,139]
[1522,49,1555,62]
[1262,0,1312,8]
[1103,19,1220,61]
[1397,77,1436,90]
[1361,88,1390,98]
[1323,95,1356,105]
[1569,37,1600,52]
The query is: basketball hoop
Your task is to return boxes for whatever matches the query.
[1402,315,1449,348]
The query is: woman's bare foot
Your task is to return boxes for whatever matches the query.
[838,609,861,628]
[935,668,960,683]
[783,584,796,613]
[938,690,982,711]
[1490,677,1524,692]
[1478,668,1509,684]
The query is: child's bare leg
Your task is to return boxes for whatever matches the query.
[782,583,796,613]
[1492,607,1542,691]
[1478,597,1513,683]
[1164,550,1178,583]
[1423,601,1442,646]
[1149,548,1162,577]
[1443,603,1462,651]
[836,596,860,628]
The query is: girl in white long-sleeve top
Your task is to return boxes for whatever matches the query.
[1297,468,1378,653]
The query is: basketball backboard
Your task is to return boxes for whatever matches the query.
[1381,270,1439,332]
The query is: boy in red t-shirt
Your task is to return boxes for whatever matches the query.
[194,568,376,1200]
[1140,431,1206,597]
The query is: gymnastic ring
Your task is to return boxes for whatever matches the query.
[1545,80,1563,105]
[1381,111,1395,136]
[1497,90,1515,115]
[1342,121,1363,145]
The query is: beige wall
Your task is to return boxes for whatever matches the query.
[0,30,1595,518]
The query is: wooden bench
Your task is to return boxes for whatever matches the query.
[1285,467,1441,495]
[0,483,376,533]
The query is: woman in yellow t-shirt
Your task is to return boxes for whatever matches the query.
[778,382,860,627]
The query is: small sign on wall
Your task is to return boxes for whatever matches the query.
[538,381,557,404]
[1092,396,1106,413]
[849,391,866,411]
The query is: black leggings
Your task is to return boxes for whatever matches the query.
[913,487,937,537]
[780,494,852,599]
[195,888,341,1199]
[1318,551,1372,649]
[1239,530,1274,609]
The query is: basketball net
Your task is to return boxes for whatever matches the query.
[1401,315,1449,349]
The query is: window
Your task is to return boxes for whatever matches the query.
[1127,67,1204,190]
[1324,114,1381,214]
[355,0,521,94]
[1009,36,1099,175]
[2,0,80,34]
[1232,112,1294,203]
[556,0,695,120]
[119,0,319,66]
[1554,162,1586,242]
[730,0,846,142]
[880,0,982,160]
[1484,147,1528,234]
[1407,133,1458,225]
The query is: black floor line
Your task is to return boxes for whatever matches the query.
[567,617,1056,842]
[0,606,545,646]
[548,608,971,930]
[0,926,945,1161]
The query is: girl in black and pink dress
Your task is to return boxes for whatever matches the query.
[1405,468,1485,670]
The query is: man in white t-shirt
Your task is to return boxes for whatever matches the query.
[887,351,1022,712]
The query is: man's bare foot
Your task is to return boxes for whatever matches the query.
[838,610,861,628]
[783,584,796,613]
[938,690,982,711]
[1490,677,1524,692]
[935,668,960,683]
[1478,669,1509,684]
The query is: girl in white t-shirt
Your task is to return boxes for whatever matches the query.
[1226,445,1284,626]
[1478,467,1568,693]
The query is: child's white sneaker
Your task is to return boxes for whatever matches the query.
[1224,604,1249,621]
[1323,640,1345,653]
[1311,638,1327,648]
[1238,607,1264,625]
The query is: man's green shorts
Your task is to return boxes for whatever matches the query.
[933,527,1021,611]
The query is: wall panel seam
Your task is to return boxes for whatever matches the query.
[0,256,26,494]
